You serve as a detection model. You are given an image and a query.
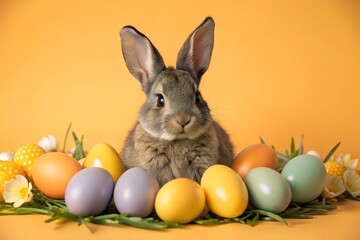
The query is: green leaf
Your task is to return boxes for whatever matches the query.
[281,214,313,219]
[303,204,337,211]
[45,215,62,223]
[62,123,72,153]
[247,210,288,226]
[194,218,221,224]
[259,137,266,144]
[72,132,85,160]
[276,152,289,162]
[113,215,179,230]
[246,213,259,226]
[0,207,51,215]
[299,135,304,155]
[323,142,341,162]
[290,137,295,154]
[290,149,299,159]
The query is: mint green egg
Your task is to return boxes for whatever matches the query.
[281,154,326,204]
[245,167,292,213]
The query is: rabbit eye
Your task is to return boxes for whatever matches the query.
[156,94,165,107]
[195,91,202,104]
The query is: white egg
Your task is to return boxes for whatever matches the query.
[0,151,14,161]
[306,150,323,161]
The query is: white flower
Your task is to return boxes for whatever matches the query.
[68,147,76,157]
[332,153,358,170]
[0,151,14,161]
[38,135,58,152]
[343,169,360,197]
[323,175,346,198]
[3,175,33,208]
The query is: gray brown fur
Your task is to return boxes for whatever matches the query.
[119,17,233,185]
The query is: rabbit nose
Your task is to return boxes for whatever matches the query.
[176,114,191,128]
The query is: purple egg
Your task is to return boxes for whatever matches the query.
[65,167,114,217]
[114,167,159,217]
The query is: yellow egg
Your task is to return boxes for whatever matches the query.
[14,143,46,178]
[155,178,205,224]
[232,144,277,179]
[83,143,124,183]
[0,161,26,198]
[32,152,83,199]
[324,161,346,177]
[201,165,248,218]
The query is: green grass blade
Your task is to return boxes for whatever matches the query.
[62,123,72,153]
[299,135,304,155]
[323,142,341,162]
[290,137,295,154]
[247,210,288,226]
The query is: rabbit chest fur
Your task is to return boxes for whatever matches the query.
[119,17,234,185]
[121,118,233,186]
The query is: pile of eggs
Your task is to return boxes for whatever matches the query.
[1,142,327,224]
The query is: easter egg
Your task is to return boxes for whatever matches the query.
[0,151,14,161]
[32,152,82,199]
[83,143,124,183]
[114,167,159,217]
[232,144,277,179]
[306,150,323,160]
[245,167,292,213]
[201,165,248,218]
[14,144,46,178]
[155,178,205,224]
[0,161,26,198]
[281,154,326,204]
[324,161,346,177]
[65,167,114,217]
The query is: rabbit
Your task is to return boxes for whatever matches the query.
[119,17,234,186]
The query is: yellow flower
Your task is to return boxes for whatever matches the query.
[3,175,33,208]
[323,175,346,198]
[332,153,358,170]
[343,169,360,197]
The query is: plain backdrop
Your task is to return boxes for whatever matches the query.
[0,0,359,159]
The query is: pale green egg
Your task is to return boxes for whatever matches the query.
[245,167,292,213]
[281,154,326,204]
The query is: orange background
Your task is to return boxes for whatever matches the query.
[0,0,359,158]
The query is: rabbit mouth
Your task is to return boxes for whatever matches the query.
[161,121,209,141]
[159,130,205,141]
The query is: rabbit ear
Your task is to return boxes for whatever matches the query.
[176,17,215,84]
[120,26,165,92]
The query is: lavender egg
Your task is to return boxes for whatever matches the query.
[65,167,114,217]
[114,167,160,217]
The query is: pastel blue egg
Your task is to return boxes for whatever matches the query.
[281,154,326,204]
[65,167,114,217]
[114,167,159,217]
[245,167,292,213]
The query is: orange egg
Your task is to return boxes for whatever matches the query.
[231,144,278,179]
[32,152,82,199]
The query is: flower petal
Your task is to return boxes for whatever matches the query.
[15,175,28,186]
[3,174,32,206]
[3,191,21,203]
[323,175,346,198]
[13,199,25,208]
[344,169,360,197]
[4,178,22,192]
